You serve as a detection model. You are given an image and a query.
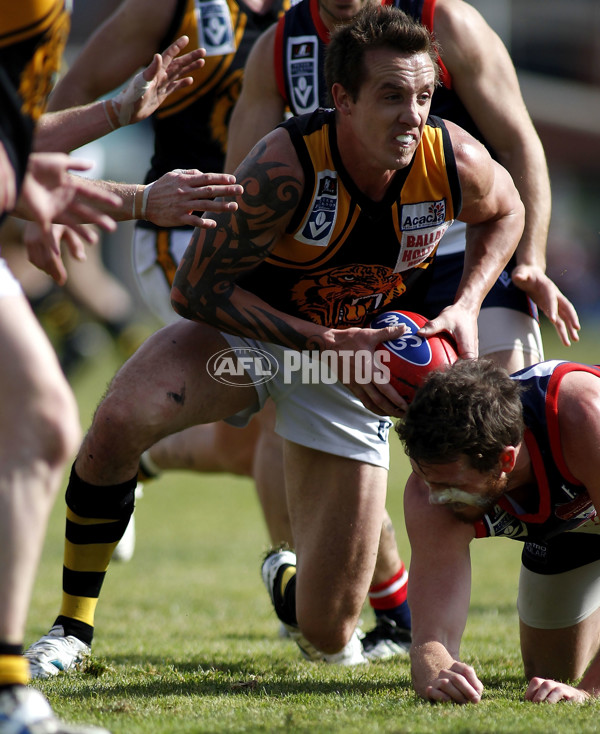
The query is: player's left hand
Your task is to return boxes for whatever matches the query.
[525,676,591,703]
[511,264,580,347]
[417,303,479,360]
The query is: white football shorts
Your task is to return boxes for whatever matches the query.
[478,307,544,361]
[219,334,393,469]
[132,225,192,326]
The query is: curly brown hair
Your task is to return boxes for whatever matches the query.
[396,359,525,472]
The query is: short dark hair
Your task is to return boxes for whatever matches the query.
[396,359,525,472]
[324,4,440,104]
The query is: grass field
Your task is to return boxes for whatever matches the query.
[27,319,600,733]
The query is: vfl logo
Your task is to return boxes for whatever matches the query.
[485,509,528,539]
[207,347,279,386]
[196,0,235,55]
[499,270,512,288]
[296,171,338,246]
[371,311,432,366]
[287,35,319,114]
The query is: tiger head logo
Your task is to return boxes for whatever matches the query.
[290,263,406,327]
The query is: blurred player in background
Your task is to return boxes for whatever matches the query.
[0,1,121,731]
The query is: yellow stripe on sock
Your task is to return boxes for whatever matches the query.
[64,538,118,573]
[280,565,296,597]
[66,507,119,525]
[0,655,30,686]
[59,593,99,627]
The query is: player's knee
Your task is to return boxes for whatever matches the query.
[299,613,356,655]
[90,391,150,454]
[32,379,81,471]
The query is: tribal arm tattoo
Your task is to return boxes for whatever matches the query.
[172,138,326,352]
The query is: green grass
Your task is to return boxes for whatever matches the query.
[27,319,600,733]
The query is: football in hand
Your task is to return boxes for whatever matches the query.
[371,310,458,403]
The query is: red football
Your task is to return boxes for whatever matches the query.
[371,310,458,403]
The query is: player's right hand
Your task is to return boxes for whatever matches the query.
[425,661,484,704]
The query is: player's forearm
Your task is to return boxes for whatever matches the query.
[496,141,551,272]
[171,264,326,352]
[456,210,525,312]
[35,102,118,153]
[73,178,146,221]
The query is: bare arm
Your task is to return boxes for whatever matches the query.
[35,37,205,153]
[224,24,287,173]
[0,141,18,215]
[172,129,321,346]
[61,170,240,228]
[434,0,579,346]
[404,472,483,703]
[419,121,525,358]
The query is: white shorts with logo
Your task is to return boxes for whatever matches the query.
[219,334,393,469]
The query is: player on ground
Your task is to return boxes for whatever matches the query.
[400,358,600,704]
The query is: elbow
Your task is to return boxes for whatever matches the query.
[170,274,195,320]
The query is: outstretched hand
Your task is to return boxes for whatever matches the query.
[143,169,243,228]
[511,263,580,346]
[16,152,121,284]
[112,35,206,126]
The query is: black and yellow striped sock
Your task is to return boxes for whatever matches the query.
[0,644,29,688]
[53,464,136,645]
